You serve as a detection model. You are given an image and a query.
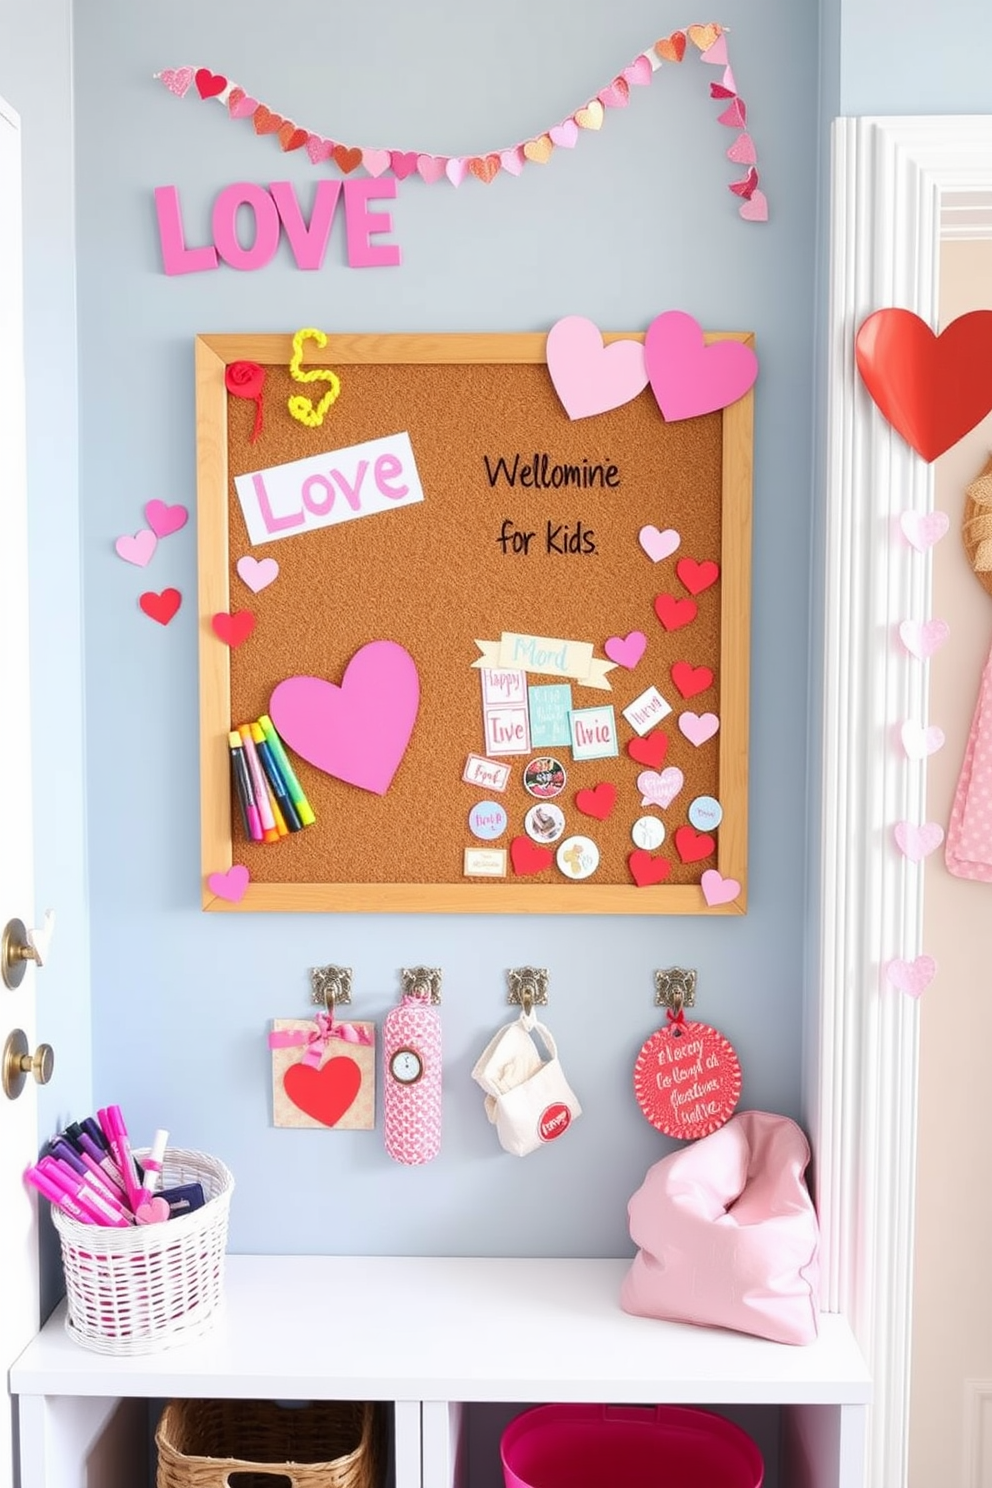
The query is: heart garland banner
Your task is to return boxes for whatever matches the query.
[154,22,768,222]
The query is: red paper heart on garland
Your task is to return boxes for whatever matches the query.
[278,122,308,152]
[629,850,672,887]
[252,105,284,135]
[511,836,553,876]
[671,661,713,699]
[469,154,501,184]
[627,732,669,768]
[333,144,363,174]
[654,594,698,631]
[674,825,716,863]
[575,782,617,821]
[284,1057,362,1126]
[855,309,992,462]
[195,69,227,99]
[212,610,256,647]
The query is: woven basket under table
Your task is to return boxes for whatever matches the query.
[156,1398,379,1488]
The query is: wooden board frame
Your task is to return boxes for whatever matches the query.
[196,332,752,914]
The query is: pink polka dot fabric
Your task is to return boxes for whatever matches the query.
[946,641,992,880]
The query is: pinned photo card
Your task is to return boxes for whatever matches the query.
[528,683,573,748]
[569,705,619,761]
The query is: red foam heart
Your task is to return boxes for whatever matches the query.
[855,309,992,463]
[629,850,671,887]
[728,167,759,200]
[677,558,720,596]
[278,122,309,152]
[212,610,256,647]
[627,732,669,768]
[511,836,553,876]
[284,1057,362,1126]
[674,825,716,863]
[575,782,617,821]
[252,105,284,135]
[654,594,698,631]
[671,661,713,699]
[195,69,227,99]
[139,588,182,625]
[333,144,363,174]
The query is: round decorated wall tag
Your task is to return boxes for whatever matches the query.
[633,1012,741,1141]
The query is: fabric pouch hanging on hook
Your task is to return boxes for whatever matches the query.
[472,1010,582,1156]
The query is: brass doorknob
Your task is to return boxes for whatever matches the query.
[2,1029,55,1100]
[1,912,55,990]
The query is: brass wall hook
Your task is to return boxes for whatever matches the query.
[508,967,549,1018]
[310,964,353,1009]
[654,967,697,1013]
[401,966,442,1004]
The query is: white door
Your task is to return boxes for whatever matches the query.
[0,95,40,1488]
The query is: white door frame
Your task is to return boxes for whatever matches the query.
[818,114,992,1488]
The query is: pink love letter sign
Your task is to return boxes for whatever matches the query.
[645,311,758,421]
[270,641,419,796]
[546,316,649,421]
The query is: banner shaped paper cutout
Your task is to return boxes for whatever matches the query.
[473,633,616,691]
[234,431,424,545]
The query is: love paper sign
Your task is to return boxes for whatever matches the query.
[234,431,424,545]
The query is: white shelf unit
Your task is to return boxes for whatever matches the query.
[9,1255,871,1488]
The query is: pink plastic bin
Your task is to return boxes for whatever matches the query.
[500,1404,764,1488]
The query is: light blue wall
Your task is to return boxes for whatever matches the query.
[70,0,819,1257]
[838,0,992,115]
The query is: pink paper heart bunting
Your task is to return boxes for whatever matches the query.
[900,720,945,759]
[739,190,768,223]
[899,510,950,552]
[893,821,944,862]
[885,955,937,998]
[899,618,950,660]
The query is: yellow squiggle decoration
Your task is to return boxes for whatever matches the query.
[288,327,341,428]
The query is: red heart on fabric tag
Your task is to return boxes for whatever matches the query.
[511,836,553,876]
[575,782,617,820]
[212,610,256,647]
[855,309,992,462]
[627,732,669,768]
[333,144,363,174]
[654,594,698,631]
[674,825,716,863]
[195,69,227,99]
[284,1057,362,1126]
[671,661,713,699]
[628,850,671,886]
[139,588,182,625]
[676,557,720,595]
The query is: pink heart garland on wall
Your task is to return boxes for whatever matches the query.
[885,955,937,998]
[546,316,649,420]
[270,640,419,796]
[644,311,758,421]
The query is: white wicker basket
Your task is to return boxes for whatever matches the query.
[52,1146,234,1355]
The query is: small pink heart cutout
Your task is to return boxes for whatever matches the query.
[700,868,741,906]
[208,864,250,902]
[886,955,936,998]
[145,500,188,537]
[645,311,758,422]
[546,316,648,421]
[604,631,646,669]
[270,641,419,796]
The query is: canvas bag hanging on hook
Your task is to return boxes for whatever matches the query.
[472,1012,582,1156]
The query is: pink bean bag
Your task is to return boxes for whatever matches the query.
[621,1110,820,1345]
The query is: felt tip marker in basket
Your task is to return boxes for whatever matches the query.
[239,724,279,843]
[100,1106,142,1212]
[77,1130,127,1194]
[253,724,302,832]
[37,1157,133,1227]
[258,715,316,826]
[135,1129,169,1208]
[24,1164,97,1225]
[229,729,263,842]
[49,1139,126,1212]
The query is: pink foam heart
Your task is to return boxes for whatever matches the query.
[899,618,950,660]
[639,525,680,562]
[598,82,629,109]
[236,555,279,593]
[306,134,333,162]
[899,509,950,552]
[700,868,741,906]
[894,820,944,862]
[550,120,579,149]
[623,55,653,86]
[637,767,684,809]
[145,499,188,537]
[362,148,391,178]
[208,864,250,902]
[445,157,468,187]
[230,94,260,120]
[499,147,525,177]
[645,311,758,421]
[717,98,747,127]
[160,67,194,98]
[115,528,158,567]
[417,154,447,183]
[885,954,937,998]
[270,641,419,796]
[700,35,729,65]
[739,190,768,223]
[726,132,757,165]
[390,150,418,180]
[546,316,649,421]
[604,630,647,669]
[679,711,720,746]
[900,720,945,759]
[135,1196,171,1225]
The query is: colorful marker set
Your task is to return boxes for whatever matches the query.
[229,712,315,843]
[25,1108,171,1227]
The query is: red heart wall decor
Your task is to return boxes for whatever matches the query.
[283,1056,362,1126]
[855,308,992,462]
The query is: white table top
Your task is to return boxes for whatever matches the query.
[10,1255,871,1406]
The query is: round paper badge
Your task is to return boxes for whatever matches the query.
[631,816,665,850]
[468,800,508,840]
[688,795,723,831]
[525,803,566,844]
[523,756,567,799]
[633,1017,742,1141]
[556,835,599,880]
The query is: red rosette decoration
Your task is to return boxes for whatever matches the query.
[225,360,266,443]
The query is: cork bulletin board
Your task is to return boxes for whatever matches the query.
[196,332,753,914]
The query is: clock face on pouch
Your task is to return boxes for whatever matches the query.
[389,1047,424,1085]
